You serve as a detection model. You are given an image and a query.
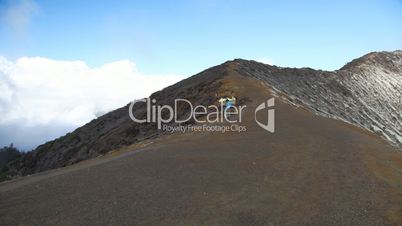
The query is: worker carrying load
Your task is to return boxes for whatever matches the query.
[225,96,236,110]
[218,96,237,119]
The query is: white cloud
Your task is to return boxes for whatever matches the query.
[254,58,273,65]
[0,56,185,149]
[1,0,39,37]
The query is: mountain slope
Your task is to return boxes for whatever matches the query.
[1,70,401,225]
[6,64,231,176]
[5,51,402,179]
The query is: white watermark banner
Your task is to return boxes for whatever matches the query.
[128,97,275,133]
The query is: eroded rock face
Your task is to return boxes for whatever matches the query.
[235,51,402,146]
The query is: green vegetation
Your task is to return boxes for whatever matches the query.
[0,143,22,182]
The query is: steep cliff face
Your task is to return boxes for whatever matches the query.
[6,51,402,178]
[339,51,402,144]
[236,50,402,146]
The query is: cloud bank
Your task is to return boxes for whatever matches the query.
[0,57,185,150]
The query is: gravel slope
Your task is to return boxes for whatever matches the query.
[1,74,401,225]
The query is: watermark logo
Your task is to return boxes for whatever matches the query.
[128,97,275,133]
[254,98,275,132]
[128,98,246,130]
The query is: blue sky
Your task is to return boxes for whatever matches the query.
[1,0,402,75]
[0,0,402,150]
